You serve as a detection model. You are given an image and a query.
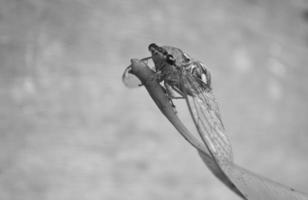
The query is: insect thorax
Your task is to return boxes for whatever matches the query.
[161,64,182,87]
[149,43,211,94]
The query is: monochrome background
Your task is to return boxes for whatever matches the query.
[0,0,308,199]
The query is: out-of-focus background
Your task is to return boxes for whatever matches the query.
[0,0,308,199]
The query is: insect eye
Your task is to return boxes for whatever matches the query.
[148,43,158,51]
[166,54,175,64]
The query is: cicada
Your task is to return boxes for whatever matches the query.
[123,44,308,200]
[123,43,233,163]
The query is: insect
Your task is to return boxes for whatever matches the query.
[122,43,233,161]
[123,45,308,200]
[145,43,233,162]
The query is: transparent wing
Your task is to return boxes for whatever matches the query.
[180,70,233,164]
[180,68,308,200]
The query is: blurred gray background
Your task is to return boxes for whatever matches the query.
[0,0,308,199]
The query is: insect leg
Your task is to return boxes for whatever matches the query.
[204,68,212,90]
[191,62,212,91]
[164,83,186,99]
[140,56,152,62]
[163,82,178,109]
